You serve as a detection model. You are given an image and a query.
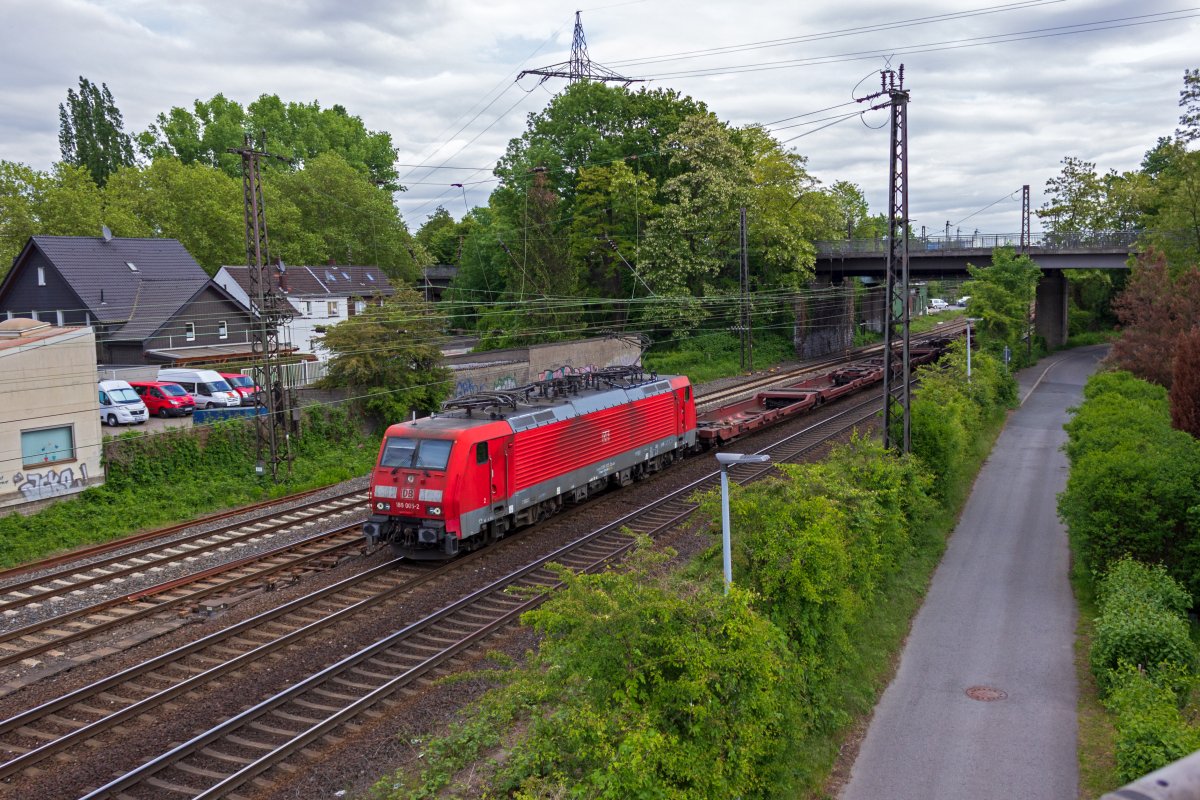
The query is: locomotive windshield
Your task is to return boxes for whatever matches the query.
[380,436,452,471]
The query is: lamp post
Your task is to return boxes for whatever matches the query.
[966,317,981,382]
[715,452,771,594]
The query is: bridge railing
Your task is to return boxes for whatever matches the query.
[816,230,1142,256]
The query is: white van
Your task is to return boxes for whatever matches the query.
[928,298,949,312]
[157,368,241,409]
[98,379,149,426]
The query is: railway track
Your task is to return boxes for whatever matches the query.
[17,390,890,799]
[0,492,369,673]
[0,526,366,673]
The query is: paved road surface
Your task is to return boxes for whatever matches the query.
[841,345,1108,800]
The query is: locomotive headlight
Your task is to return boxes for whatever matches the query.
[375,501,390,511]
[428,506,442,516]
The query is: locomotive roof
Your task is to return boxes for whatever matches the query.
[394,373,683,437]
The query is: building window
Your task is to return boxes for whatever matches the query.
[218,320,228,340]
[185,322,196,341]
[37,267,45,286]
[21,425,75,467]
[302,301,312,316]
[30,310,39,321]
[328,301,339,318]
[354,300,366,314]
[56,310,64,326]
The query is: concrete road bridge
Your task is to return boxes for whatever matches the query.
[810,230,1139,350]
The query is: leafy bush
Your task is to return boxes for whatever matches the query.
[1104,664,1200,784]
[697,437,932,734]
[1090,558,1194,695]
[908,341,1016,494]
[1059,372,1200,597]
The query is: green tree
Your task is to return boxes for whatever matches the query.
[317,287,452,424]
[960,246,1041,361]
[58,77,135,187]
[0,161,103,274]
[1177,67,1200,144]
[414,206,460,265]
[101,158,244,273]
[138,93,400,190]
[272,152,422,282]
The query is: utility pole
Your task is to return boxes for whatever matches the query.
[1021,184,1031,252]
[860,66,911,453]
[228,133,294,482]
[739,207,751,371]
[518,12,644,86]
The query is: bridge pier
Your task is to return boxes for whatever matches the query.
[794,278,855,358]
[1035,269,1069,349]
[859,283,886,334]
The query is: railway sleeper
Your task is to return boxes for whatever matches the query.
[202,744,259,763]
[174,760,234,780]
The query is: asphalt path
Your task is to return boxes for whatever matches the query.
[841,345,1109,800]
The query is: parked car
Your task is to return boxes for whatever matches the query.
[220,372,262,406]
[927,298,949,312]
[129,380,196,418]
[98,379,149,426]
[157,368,241,409]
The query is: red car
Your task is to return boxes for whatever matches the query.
[220,372,262,406]
[129,380,196,418]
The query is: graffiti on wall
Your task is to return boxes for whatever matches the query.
[9,463,90,502]
[455,373,520,397]
[537,364,599,381]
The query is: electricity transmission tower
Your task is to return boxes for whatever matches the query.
[859,66,911,452]
[228,133,295,481]
[518,11,643,86]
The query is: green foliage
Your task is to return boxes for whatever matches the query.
[908,341,1016,494]
[0,406,378,568]
[641,329,795,383]
[1104,665,1200,784]
[1059,371,1200,600]
[318,287,453,425]
[58,77,134,187]
[960,246,1041,365]
[102,157,245,273]
[137,92,400,190]
[1090,558,1195,694]
[697,437,932,735]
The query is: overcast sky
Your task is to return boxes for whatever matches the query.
[3,0,1198,237]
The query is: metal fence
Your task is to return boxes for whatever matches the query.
[244,359,329,389]
[816,230,1143,257]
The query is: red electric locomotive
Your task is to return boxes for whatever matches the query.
[363,367,698,559]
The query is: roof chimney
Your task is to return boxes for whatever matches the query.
[275,258,288,293]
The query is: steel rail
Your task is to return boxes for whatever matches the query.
[0,526,364,670]
[0,483,340,582]
[0,491,366,612]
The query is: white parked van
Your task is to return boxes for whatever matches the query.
[157,368,241,409]
[98,379,149,426]
[927,298,949,312]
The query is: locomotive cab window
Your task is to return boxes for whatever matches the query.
[380,437,452,471]
[415,439,452,470]
[476,442,488,464]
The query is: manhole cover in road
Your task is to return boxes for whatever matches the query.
[965,685,1008,702]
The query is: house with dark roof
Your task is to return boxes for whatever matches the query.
[0,235,261,366]
[215,262,396,359]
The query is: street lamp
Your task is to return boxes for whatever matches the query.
[715,452,772,594]
[966,317,981,382]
